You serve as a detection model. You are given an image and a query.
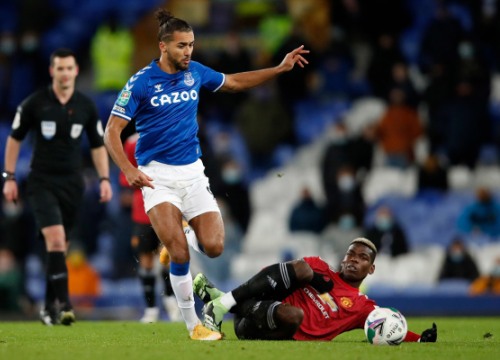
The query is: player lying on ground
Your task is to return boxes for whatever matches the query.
[193,237,437,341]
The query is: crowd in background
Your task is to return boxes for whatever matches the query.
[2,0,500,315]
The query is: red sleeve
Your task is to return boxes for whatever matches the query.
[404,330,421,342]
[119,136,138,188]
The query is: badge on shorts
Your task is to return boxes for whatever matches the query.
[117,90,132,106]
[70,124,83,139]
[41,121,56,139]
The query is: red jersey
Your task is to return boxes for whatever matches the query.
[286,257,420,342]
[119,134,150,224]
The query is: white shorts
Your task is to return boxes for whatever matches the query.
[139,159,220,221]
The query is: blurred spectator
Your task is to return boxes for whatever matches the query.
[474,0,500,71]
[74,167,108,257]
[202,29,251,123]
[457,187,500,238]
[234,82,292,172]
[418,1,465,75]
[6,0,56,116]
[438,237,479,282]
[375,88,423,168]
[0,190,37,309]
[469,256,500,295]
[417,153,449,194]
[66,245,101,309]
[364,205,409,257]
[91,13,134,93]
[324,165,365,226]
[289,186,327,234]
[361,0,412,41]
[307,33,355,100]
[436,81,488,169]
[389,62,420,109]
[272,25,313,144]
[0,248,23,312]
[218,157,252,233]
[90,13,134,125]
[321,211,363,259]
[366,33,405,100]
[347,121,377,174]
[321,122,352,188]
[330,0,369,44]
[320,120,375,202]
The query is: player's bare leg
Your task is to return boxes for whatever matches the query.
[149,202,221,340]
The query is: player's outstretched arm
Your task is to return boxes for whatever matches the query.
[221,45,309,93]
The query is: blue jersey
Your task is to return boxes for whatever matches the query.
[111,60,225,165]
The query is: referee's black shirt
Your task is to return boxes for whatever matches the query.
[10,85,105,175]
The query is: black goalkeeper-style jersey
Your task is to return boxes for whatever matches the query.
[10,85,104,174]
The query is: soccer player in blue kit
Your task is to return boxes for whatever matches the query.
[104,9,309,340]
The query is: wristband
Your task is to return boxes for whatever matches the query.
[2,171,16,181]
[99,177,110,183]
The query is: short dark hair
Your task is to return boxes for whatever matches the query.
[49,48,77,67]
[155,9,192,42]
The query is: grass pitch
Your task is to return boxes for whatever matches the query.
[0,317,499,360]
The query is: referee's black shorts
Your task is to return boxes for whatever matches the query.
[27,171,84,239]
[132,222,161,253]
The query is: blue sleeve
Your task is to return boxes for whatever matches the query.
[196,62,224,92]
[111,75,146,121]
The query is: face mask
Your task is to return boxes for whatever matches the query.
[450,253,464,263]
[338,214,355,230]
[491,266,500,277]
[458,42,474,59]
[338,175,355,192]
[0,38,16,55]
[21,35,39,53]
[222,168,241,185]
[375,216,393,231]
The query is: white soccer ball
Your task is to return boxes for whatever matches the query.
[364,307,408,345]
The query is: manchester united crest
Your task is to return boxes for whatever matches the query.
[340,297,353,308]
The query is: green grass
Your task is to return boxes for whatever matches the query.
[0,317,499,360]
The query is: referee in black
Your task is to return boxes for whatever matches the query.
[2,48,113,325]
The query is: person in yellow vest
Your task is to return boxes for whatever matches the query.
[90,15,134,124]
[91,15,134,92]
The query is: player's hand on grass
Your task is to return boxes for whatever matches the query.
[420,323,437,342]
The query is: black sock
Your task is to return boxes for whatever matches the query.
[44,274,56,311]
[139,268,156,307]
[47,251,71,311]
[162,268,174,296]
[232,263,299,303]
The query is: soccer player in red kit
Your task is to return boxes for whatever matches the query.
[194,237,437,342]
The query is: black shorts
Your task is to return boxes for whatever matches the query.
[27,172,84,239]
[132,223,161,253]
